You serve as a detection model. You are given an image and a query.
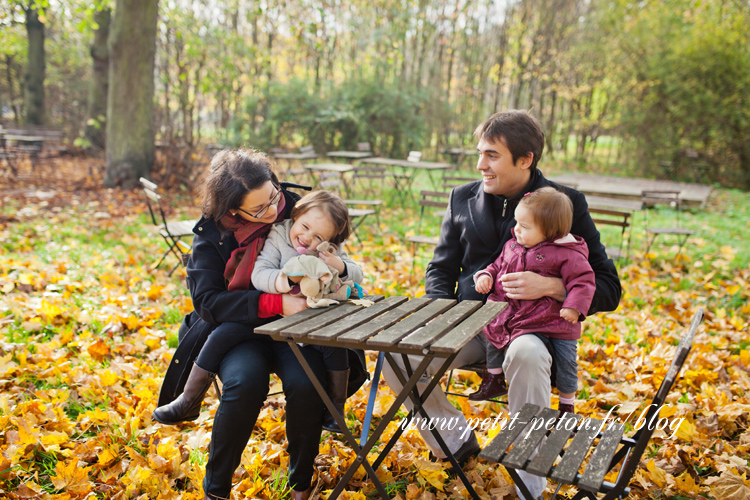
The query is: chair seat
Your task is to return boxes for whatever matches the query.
[646,227,694,235]
[406,235,438,245]
[348,208,376,217]
[345,199,383,207]
[160,219,197,238]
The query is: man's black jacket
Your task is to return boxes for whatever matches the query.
[425,169,622,315]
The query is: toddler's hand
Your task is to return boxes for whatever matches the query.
[318,251,345,274]
[475,275,492,294]
[275,272,292,293]
[560,307,579,323]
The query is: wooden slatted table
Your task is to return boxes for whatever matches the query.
[255,296,506,500]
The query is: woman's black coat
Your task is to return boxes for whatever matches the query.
[157,184,368,407]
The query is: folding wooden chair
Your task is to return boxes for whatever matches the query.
[480,308,704,500]
[588,207,632,261]
[406,190,449,274]
[311,172,375,247]
[139,178,198,275]
[345,165,386,227]
[641,190,694,256]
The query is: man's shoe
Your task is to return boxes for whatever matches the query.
[468,370,508,401]
[453,432,481,464]
[428,432,481,466]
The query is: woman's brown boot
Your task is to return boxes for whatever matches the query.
[290,485,312,500]
[321,369,349,433]
[153,363,216,424]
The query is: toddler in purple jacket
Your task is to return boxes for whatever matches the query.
[471,187,596,414]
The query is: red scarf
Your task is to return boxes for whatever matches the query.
[222,196,286,291]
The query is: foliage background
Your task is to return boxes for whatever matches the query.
[1,0,749,186]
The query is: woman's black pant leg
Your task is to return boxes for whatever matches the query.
[203,325,272,499]
[195,321,259,374]
[274,342,326,491]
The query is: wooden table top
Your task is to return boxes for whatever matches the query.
[327,151,373,159]
[255,296,506,356]
[303,163,354,172]
[361,157,452,170]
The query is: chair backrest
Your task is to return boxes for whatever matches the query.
[140,177,176,238]
[614,308,704,490]
[300,145,315,154]
[442,176,476,190]
[350,166,386,199]
[415,190,449,232]
[407,151,422,163]
[588,207,632,260]
[357,142,371,152]
[642,189,685,227]
[139,177,162,226]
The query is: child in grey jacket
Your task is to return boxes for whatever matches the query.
[252,190,364,433]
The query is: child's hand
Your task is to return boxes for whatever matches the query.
[275,272,293,293]
[318,251,345,274]
[560,307,579,323]
[475,275,493,294]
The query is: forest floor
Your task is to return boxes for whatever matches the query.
[0,154,749,499]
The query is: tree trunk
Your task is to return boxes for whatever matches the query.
[24,6,45,126]
[4,55,21,125]
[85,8,111,149]
[104,0,159,188]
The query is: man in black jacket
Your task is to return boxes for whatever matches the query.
[382,110,621,499]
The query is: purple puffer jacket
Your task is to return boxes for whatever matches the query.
[476,231,596,350]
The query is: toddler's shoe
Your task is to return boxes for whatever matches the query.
[468,370,508,401]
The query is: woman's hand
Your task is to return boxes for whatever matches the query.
[500,272,566,302]
[318,251,345,274]
[281,294,309,316]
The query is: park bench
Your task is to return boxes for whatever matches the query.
[479,308,704,500]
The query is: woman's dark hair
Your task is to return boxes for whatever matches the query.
[519,187,573,241]
[474,110,545,170]
[290,190,351,246]
[200,148,280,224]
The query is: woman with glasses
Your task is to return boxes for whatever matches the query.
[152,149,363,500]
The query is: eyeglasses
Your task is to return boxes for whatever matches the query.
[237,187,282,219]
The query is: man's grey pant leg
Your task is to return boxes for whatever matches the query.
[503,334,553,499]
[380,335,485,457]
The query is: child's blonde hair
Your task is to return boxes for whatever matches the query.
[519,187,573,241]
[290,190,351,245]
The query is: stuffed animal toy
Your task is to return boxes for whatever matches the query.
[281,242,363,308]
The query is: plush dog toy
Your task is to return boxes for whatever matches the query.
[281,242,363,308]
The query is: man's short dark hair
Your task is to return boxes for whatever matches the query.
[474,110,545,170]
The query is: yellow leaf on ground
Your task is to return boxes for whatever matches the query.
[87,339,110,360]
[646,460,667,488]
[705,470,750,500]
[674,472,701,495]
[40,299,63,320]
[99,369,118,386]
[146,285,164,300]
[50,459,92,495]
[674,417,697,441]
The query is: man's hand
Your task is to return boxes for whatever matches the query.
[318,251,345,274]
[281,294,308,316]
[560,307,579,323]
[475,275,493,294]
[500,271,566,302]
